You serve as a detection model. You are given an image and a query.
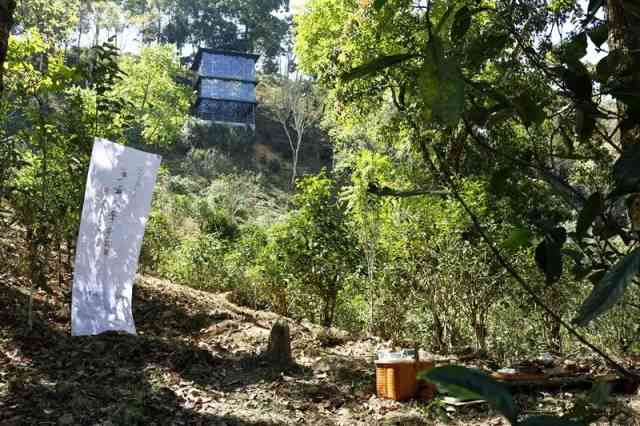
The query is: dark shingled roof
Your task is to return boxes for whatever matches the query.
[191,48,260,71]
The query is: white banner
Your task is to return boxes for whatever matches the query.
[72,139,161,336]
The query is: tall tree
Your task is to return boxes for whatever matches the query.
[263,76,323,187]
[120,0,288,60]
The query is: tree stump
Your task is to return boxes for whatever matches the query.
[266,320,292,366]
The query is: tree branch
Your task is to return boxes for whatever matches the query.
[367,183,450,198]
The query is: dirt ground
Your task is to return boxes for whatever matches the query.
[1,275,639,425]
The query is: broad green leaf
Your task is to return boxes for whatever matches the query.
[560,32,588,63]
[595,55,611,83]
[575,105,596,141]
[451,6,472,41]
[588,22,608,48]
[424,366,518,423]
[612,143,640,196]
[559,61,592,100]
[587,0,604,17]
[535,238,564,284]
[503,226,533,250]
[485,33,511,54]
[520,415,585,426]
[341,54,416,81]
[374,0,387,10]
[419,38,465,126]
[489,168,512,194]
[573,248,640,326]
[595,50,626,83]
[575,192,604,240]
[513,93,545,126]
[588,269,607,285]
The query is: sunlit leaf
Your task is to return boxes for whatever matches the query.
[573,249,640,326]
[419,38,465,126]
[504,226,533,250]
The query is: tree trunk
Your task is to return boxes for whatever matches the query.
[545,312,563,355]
[0,0,15,93]
[291,144,300,188]
[607,0,640,149]
[472,310,488,354]
[321,282,338,328]
[432,311,445,352]
[266,320,292,367]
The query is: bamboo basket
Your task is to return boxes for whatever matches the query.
[375,359,435,401]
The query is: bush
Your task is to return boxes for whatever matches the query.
[140,210,180,273]
[158,234,230,290]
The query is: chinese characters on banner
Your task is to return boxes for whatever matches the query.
[71,139,161,336]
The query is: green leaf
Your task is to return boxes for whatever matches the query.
[587,0,604,17]
[612,143,640,196]
[504,226,533,250]
[484,33,511,54]
[559,61,592,100]
[374,0,387,10]
[588,22,608,48]
[560,32,588,63]
[435,4,458,37]
[489,168,512,194]
[575,105,596,141]
[588,269,607,285]
[535,238,564,284]
[520,415,585,426]
[451,6,472,41]
[595,50,626,84]
[424,366,518,423]
[419,38,465,126]
[513,93,545,126]
[576,103,596,142]
[575,192,604,240]
[341,54,416,81]
[573,248,640,326]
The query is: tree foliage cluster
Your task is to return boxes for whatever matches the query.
[12,0,290,65]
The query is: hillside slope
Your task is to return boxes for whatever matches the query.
[0,276,425,425]
[2,276,639,425]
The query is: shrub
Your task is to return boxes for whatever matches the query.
[158,234,230,290]
[139,210,179,273]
